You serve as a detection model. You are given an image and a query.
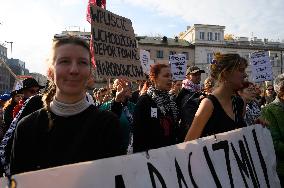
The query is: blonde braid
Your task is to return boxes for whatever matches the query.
[42,80,56,130]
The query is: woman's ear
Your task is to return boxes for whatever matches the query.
[220,70,229,82]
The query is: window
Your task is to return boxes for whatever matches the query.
[169,51,176,55]
[199,32,205,40]
[207,53,213,64]
[182,52,189,60]
[215,33,220,40]
[156,50,164,58]
[207,32,213,40]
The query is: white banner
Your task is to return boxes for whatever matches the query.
[169,54,187,81]
[1,125,280,188]
[250,51,273,82]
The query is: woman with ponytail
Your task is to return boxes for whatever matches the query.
[184,53,248,141]
[133,64,179,152]
[10,35,124,175]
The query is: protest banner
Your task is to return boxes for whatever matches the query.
[1,125,280,188]
[169,54,187,81]
[90,5,144,80]
[250,51,273,82]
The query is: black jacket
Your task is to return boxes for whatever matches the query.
[3,101,18,129]
[0,95,44,176]
[10,105,125,175]
[133,94,178,153]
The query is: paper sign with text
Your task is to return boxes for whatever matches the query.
[250,51,273,82]
[1,125,280,188]
[169,54,187,81]
[140,50,152,75]
[90,5,144,80]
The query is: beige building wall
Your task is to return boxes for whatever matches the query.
[137,44,195,67]
[181,24,225,45]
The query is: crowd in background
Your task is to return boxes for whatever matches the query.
[0,36,283,186]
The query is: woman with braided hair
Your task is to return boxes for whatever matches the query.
[10,35,124,175]
[185,53,248,141]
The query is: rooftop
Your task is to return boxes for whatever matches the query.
[136,36,192,47]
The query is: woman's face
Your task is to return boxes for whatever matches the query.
[52,44,91,99]
[173,81,182,92]
[227,65,247,90]
[14,94,22,103]
[154,67,172,91]
[266,86,275,96]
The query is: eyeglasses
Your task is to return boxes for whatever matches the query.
[267,88,274,91]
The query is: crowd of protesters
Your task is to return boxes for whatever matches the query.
[0,37,283,185]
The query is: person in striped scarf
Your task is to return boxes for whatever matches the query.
[133,64,179,152]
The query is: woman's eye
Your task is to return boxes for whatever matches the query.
[80,61,88,64]
[79,60,89,65]
[59,60,69,64]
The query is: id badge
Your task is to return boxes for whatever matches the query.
[151,107,158,118]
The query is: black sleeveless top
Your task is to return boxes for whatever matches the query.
[201,95,247,137]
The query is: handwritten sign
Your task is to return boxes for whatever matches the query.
[169,54,187,81]
[90,5,144,80]
[13,80,23,91]
[140,50,151,75]
[250,51,273,82]
[1,125,280,188]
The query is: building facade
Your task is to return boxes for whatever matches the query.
[6,58,29,90]
[0,44,11,94]
[180,24,284,81]
[136,36,195,66]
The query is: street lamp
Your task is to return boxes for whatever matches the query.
[5,41,13,57]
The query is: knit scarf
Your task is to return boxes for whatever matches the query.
[50,96,91,117]
[182,79,202,92]
[147,86,178,121]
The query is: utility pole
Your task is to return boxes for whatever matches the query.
[5,41,13,58]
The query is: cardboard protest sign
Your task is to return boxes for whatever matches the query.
[90,5,144,80]
[250,51,273,82]
[1,125,280,188]
[169,54,187,81]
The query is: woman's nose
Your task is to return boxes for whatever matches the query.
[70,61,79,73]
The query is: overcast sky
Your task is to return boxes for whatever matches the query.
[0,0,283,75]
